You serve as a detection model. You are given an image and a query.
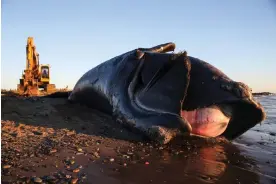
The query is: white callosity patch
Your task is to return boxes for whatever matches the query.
[181,106,230,137]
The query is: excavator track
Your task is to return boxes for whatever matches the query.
[17,84,25,95]
[46,84,56,94]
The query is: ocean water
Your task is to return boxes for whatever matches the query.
[253,95,276,134]
[233,95,276,181]
[235,95,276,143]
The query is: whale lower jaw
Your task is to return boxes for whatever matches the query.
[181,106,230,138]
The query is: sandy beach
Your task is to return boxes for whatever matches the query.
[1,92,276,184]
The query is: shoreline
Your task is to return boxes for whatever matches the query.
[252,92,275,96]
[2,89,275,97]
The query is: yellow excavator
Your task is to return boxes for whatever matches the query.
[17,37,56,95]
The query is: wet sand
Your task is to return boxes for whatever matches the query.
[1,92,276,184]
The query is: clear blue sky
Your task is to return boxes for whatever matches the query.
[2,0,276,92]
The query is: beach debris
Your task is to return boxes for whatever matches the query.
[73,168,80,173]
[10,132,18,137]
[33,130,43,135]
[127,151,133,155]
[3,165,11,169]
[77,148,83,152]
[66,130,76,136]
[70,160,75,165]
[109,158,115,162]
[49,149,57,154]
[93,152,100,158]
[45,175,56,182]
[71,178,78,184]
[123,155,130,159]
[33,177,43,183]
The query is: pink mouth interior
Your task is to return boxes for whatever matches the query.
[181,106,230,137]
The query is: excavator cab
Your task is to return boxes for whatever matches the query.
[39,64,55,94]
[40,65,50,81]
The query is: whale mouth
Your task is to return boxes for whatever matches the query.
[181,105,230,137]
[180,97,266,140]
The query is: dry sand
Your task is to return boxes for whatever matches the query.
[1,91,276,184]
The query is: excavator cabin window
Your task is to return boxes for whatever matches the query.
[41,67,49,79]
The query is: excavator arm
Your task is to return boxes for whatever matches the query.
[26,37,39,74]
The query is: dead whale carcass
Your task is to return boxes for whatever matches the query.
[67,42,266,144]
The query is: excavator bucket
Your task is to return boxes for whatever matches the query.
[24,86,40,96]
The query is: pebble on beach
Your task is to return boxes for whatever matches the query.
[73,168,80,173]
[71,178,78,184]
[110,158,115,162]
[33,177,43,183]
[3,165,11,169]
